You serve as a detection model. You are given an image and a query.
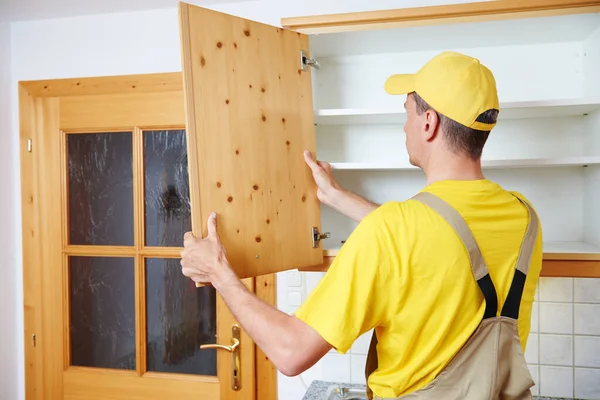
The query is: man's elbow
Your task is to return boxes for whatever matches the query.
[277,357,309,377]
[272,316,332,377]
[278,364,303,377]
[273,344,316,377]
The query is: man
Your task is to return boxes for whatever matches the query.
[180,51,542,399]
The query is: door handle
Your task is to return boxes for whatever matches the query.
[200,325,241,391]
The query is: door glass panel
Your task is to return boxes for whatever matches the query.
[67,132,134,246]
[145,258,217,375]
[144,129,191,247]
[69,256,136,370]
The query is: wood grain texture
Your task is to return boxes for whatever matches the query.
[179,2,322,279]
[216,278,257,400]
[35,97,65,399]
[132,128,145,377]
[20,72,183,98]
[281,0,600,33]
[63,368,219,400]
[19,83,43,400]
[60,92,186,130]
[540,260,600,277]
[300,252,600,277]
[255,274,277,400]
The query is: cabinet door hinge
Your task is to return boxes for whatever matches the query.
[312,227,330,248]
[300,50,320,71]
[27,139,32,153]
[32,334,36,347]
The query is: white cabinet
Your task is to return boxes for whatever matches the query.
[298,10,600,266]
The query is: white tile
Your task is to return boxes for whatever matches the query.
[574,278,600,303]
[525,334,539,364]
[350,330,373,355]
[539,278,574,302]
[276,272,290,311]
[304,271,325,296]
[539,334,573,366]
[286,270,303,288]
[350,355,368,385]
[321,353,351,383]
[288,291,302,307]
[540,303,573,334]
[530,301,539,333]
[277,372,307,400]
[528,364,539,396]
[575,368,600,400]
[575,304,600,335]
[575,336,600,368]
[539,366,574,398]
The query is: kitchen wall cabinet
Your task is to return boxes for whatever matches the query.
[285,3,600,276]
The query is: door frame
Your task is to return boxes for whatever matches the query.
[18,72,277,400]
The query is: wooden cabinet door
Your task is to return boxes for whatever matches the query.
[179,3,323,279]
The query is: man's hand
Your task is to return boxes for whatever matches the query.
[180,212,332,377]
[303,150,342,206]
[180,212,236,287]
[304,149,380,222]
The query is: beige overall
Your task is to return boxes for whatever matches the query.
[365,192,538,400]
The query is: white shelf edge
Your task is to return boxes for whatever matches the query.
[314,98,600,125]
[329,157,600,171]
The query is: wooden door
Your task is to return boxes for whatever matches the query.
[19,84,257,400]
[178,3,323,279]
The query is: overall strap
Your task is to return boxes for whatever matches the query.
[412,192,498,319]
[365,191,498,399]
[500,197,539,319]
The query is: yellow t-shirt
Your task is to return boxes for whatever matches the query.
[294,179,543,398]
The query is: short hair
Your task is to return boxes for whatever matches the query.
[410,92,498,160]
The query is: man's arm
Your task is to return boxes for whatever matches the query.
[325,187,380,223]
[212,268,332,376]
[303,150,379,222]
[180,215,332,377]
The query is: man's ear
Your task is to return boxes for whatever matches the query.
[422,109,440,142]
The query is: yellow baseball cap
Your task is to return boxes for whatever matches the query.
[384,51,499,131]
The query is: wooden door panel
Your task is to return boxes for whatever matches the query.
[179,3,322,279]
[59,92,185,130]
[63,369,220,400]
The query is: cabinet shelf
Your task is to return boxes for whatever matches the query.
[329,157,600,171]
[314,98,600,126]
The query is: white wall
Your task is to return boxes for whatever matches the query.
[0,20,20,400]
[6,2,600,400]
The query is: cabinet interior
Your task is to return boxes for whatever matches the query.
[306,11,600,262]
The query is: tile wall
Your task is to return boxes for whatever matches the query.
[277,275,600,400]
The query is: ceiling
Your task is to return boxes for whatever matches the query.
[0,0,248,22]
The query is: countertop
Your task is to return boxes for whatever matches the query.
[302,380,582,400]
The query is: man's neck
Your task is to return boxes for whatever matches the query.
[423,155,485,186]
